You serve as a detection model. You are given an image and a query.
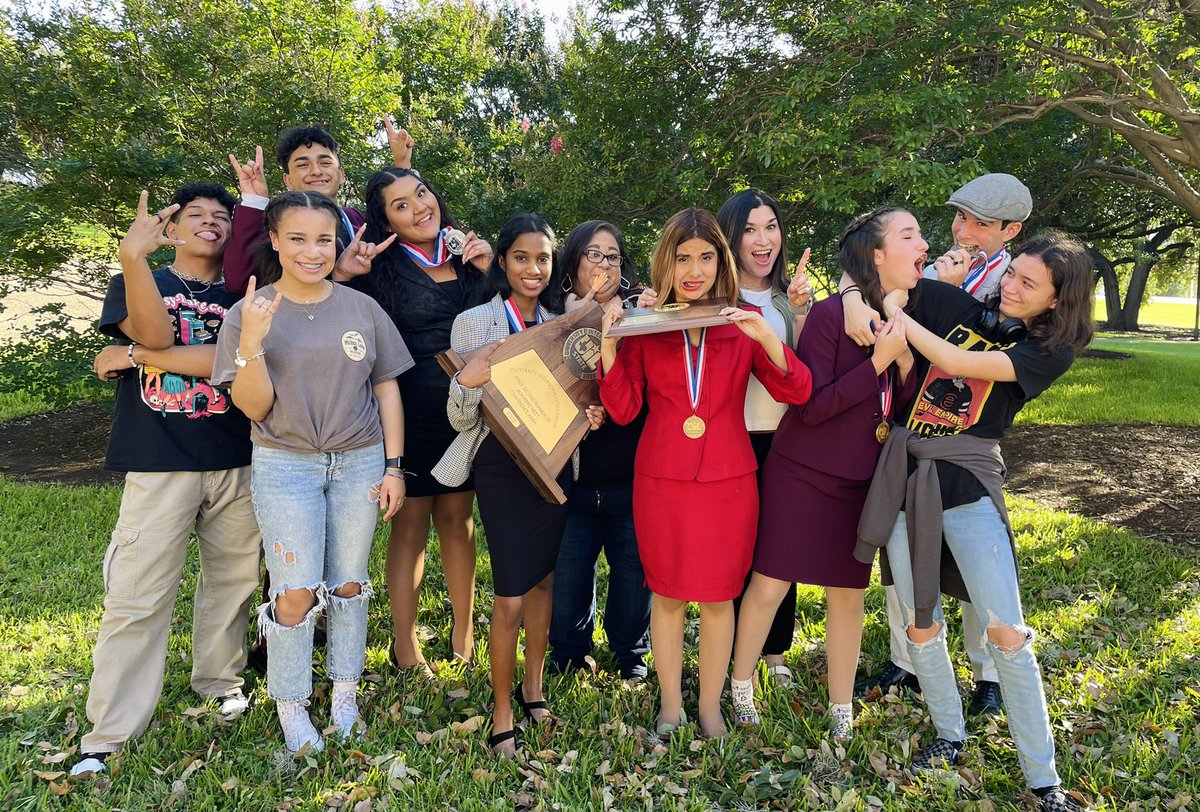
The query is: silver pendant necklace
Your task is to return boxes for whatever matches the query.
[169,265,222,295]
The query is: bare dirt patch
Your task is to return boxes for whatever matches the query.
[0,401,121,487]
[1003,423,1200,548]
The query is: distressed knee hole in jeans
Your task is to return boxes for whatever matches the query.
[906,622,946,650]
[328,579,374,605]
[258,584,327,638]
[984,611,1035,656]
[272,541,298,566]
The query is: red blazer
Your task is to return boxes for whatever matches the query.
[600,320,812,482]
[224,203,365,297]
[772,295,918,480]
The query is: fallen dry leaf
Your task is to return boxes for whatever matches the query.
[450,715,485,734]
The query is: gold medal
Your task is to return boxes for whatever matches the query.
[876,421,890,444]
[683,415,706,439]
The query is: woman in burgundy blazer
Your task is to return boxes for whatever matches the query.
[729,207,925,741]
[599,208,812,738]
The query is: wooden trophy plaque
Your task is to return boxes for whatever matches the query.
[437,301,604,504]
[605,296,730,338]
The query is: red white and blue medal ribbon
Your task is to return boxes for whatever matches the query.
[963,248,1008,297]
[876,368,893,444]
[398,227,451,269]
[681,328,708,438]
[337,209,356,251]
[503,297,542,333]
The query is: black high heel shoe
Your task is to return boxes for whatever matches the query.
[516,685,557,727]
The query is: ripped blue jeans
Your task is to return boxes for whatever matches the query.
[252,443,382,702]
[885,497,1059,789]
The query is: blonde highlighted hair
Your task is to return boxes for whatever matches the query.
[649,208,740,308]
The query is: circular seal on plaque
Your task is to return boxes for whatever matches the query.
[341,330,367,362]
[654,302,689,312]
[443,228,467,256]
[562,327,602,380]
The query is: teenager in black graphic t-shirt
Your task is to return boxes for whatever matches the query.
[99,270,250,472]
[72,183,261,779]
[853,232,1095,812]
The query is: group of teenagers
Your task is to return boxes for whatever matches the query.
[71,123,1094,811]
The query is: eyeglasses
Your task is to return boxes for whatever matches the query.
[585,249,624,266]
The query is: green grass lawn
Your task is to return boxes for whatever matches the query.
[1095,299,1199,331]
[1,476,1196,811]
[1017,337,1200,425]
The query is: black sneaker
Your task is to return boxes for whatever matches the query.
[854,660,920,697]
[912,738,964,772]
[1033,785,1087,811]
[246,642,268,676]
[967,680,1003,717]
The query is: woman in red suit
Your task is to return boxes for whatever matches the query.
[598,208,812,737]
[730,207,925,741]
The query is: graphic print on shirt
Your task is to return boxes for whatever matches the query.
[904,321,1011,438]
[139,293,231,418]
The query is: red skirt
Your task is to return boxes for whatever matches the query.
[632,472,758,602]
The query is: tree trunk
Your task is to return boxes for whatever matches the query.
[1121,253,1153,331]
[1089,248,1123,327]
[1119,225,1179,331]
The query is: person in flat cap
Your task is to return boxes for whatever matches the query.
[924,173,1032,299]
[841,172,1032,720]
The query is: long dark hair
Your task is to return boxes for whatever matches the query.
[650,208,740,307]
[356,167,491,312]
[995,230,1095,353]
[837,207,906,317]
[561,220,634,296]
[489,213,562,313]
[249,191,341,287]
[717,188,790,296]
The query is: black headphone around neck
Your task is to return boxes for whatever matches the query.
[976,305,1027,344]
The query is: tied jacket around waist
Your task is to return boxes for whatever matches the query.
[853,426,1017,628]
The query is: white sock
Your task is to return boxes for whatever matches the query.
[731,676,754,706]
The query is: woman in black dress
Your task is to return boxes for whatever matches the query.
[437,213,600,756]
[349,168,494,671]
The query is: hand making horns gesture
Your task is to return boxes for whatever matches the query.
[228,145,270,198]
[119,190,185,262]
[333,223,399,281]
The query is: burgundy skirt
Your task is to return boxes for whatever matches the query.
[753,448,872,589]
[633,471,758,602]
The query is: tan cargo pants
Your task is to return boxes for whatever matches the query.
[81,467,261,753]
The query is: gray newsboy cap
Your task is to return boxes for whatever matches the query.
[946,173,1032,223]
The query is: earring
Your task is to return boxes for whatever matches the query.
[560,276,574,294]
[619,275,632,291]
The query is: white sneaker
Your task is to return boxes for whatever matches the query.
[830,702,853,742]
[69,752,110,777]
[277,700,324,754]
[330,686,363,738]
[218,688,250,719]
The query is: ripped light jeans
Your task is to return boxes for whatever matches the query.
[252,442,382,702]
[885,497,1059,789]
